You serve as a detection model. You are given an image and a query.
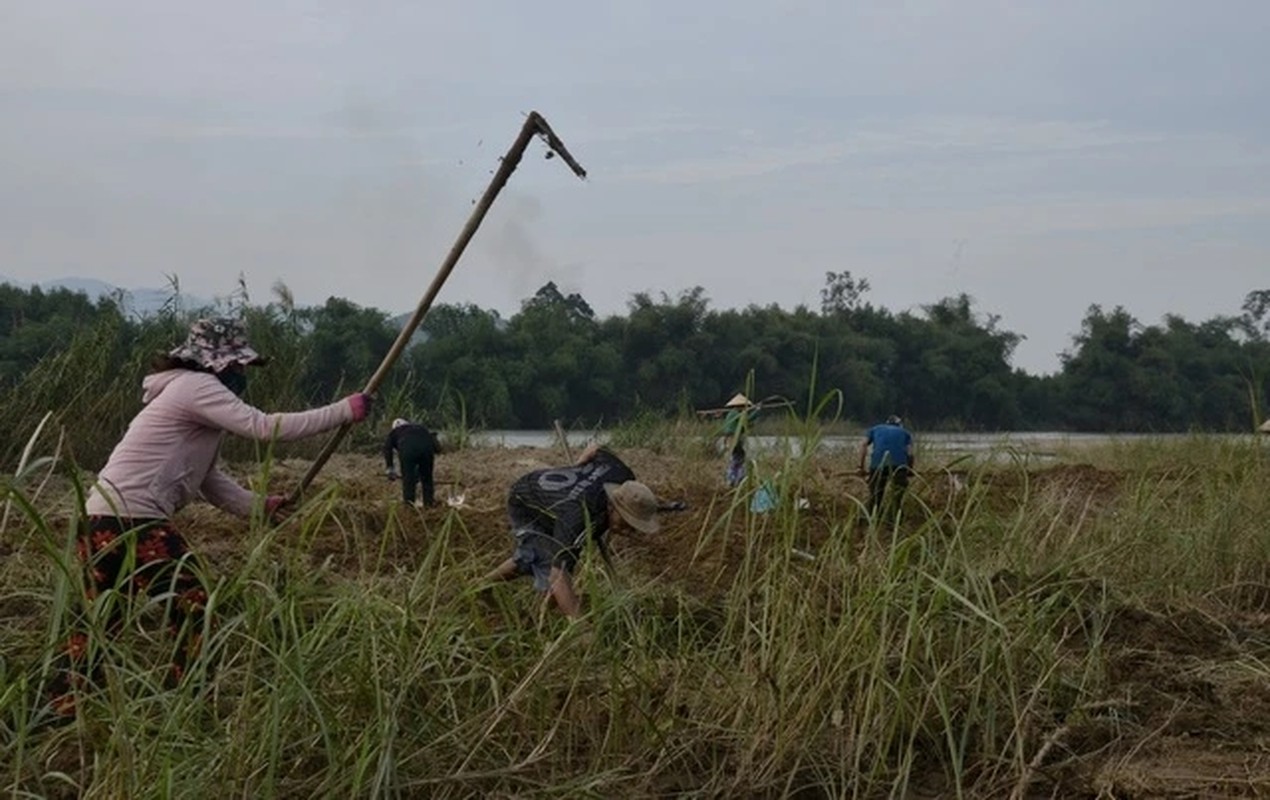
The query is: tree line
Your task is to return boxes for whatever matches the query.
[0,275,1267,468]
[404,275,1270,434]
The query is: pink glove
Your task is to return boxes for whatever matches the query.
[265,495,290,522]
[346,392,374,422]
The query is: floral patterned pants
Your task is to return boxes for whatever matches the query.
[47,516,210,715]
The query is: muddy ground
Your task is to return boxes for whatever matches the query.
[8,446,1270,796]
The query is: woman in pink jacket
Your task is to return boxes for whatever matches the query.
[50,317,373,716]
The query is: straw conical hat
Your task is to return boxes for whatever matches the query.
[1259,419,1270,433]
[725,393,752,408]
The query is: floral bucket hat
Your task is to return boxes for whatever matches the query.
[169,317,266,373]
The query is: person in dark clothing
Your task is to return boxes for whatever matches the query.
[483,442,663,618]
[857,415,914,521]
[384,418,440,507]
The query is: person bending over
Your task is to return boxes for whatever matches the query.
[483,443,664,618]
[384,417,440,507]
[858,414,914,522]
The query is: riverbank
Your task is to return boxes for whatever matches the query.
[453,428,1270,465]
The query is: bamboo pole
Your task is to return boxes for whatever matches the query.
[553,418,574,463]
[289,111,586,503]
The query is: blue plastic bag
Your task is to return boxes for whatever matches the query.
[751,482,778,513]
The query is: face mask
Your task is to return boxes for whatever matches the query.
[218,369,248,397]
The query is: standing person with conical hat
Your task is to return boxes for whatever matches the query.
[719,393,759,487]
[384,417,441,508]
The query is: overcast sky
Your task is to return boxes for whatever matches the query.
[3,1,1268,374]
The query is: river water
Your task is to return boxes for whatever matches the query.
[471,430,1256,463]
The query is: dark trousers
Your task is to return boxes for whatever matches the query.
[399,448,436,506]
[867,466,910,519]
[48,516,210,715]
[725,443,746,487]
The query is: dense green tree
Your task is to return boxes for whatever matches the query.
[617,288,719,415]
[820,270,872,316]
[1241,289,1270,341]
[408,303,513,426]
[884,295,1022,428]
[1059,305,1144,430]
[298,298,397,402]
[1055,307,1263,431]
[504,282,608,426]
[0,284,116,385]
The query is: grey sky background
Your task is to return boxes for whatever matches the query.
[3,1,1268,374]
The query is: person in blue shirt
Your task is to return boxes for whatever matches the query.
[857,415,914,520]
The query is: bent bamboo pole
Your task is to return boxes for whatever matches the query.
[289,111,587,503]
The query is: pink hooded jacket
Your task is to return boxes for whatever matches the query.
[85,369,357,520]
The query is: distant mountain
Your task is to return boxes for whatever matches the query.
[40,277,117,297]
[0,275,213,318]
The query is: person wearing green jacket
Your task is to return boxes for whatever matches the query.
[719,393,759,487]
